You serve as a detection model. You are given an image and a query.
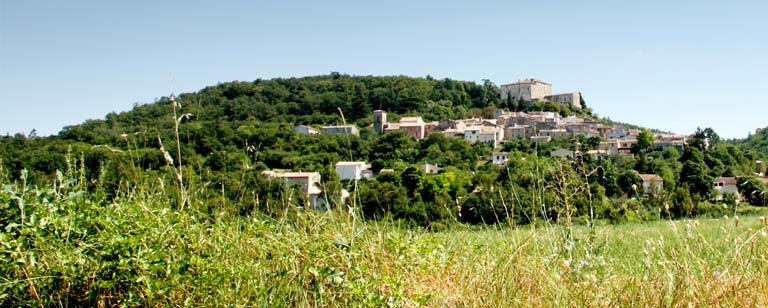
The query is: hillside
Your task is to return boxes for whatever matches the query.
[739,127,768,154]
[0,74,766,230]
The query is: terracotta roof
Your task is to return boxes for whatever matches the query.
[639,174,663,182]
[714,177,738,185]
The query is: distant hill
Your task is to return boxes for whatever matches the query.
[56,74,596,144]
[739,127,768,154]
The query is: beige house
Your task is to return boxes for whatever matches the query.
[504,125,530,140]
[399,117,426,140]
[639,174,663,195]
[500,79,552,101]
[262,170,324,208]
[544,92,582,109]
[538,128,570,138]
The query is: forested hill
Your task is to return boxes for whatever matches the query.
[739,127,768,154]
[56,74,592,145]
[58,74,503,143]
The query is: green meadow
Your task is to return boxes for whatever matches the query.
[2,167,767,307]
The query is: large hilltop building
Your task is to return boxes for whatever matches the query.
[500,79,552,101]
[500,79,582,109]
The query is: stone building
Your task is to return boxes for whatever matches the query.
[500,79,552,101]
[373,110,387,134]
[544,92,582,109]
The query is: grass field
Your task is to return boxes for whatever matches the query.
[3,197,768,307]
[2,169,768,307]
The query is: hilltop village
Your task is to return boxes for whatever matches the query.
[266,79,694,206]
[300,79,686,155]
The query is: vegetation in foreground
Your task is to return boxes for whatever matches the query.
[2,163,768,307]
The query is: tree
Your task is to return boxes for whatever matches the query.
[636,129,654,153]
[679,147,714,198]
[369,131,417,170]
[689,127,721,151]
[738,176,767,206]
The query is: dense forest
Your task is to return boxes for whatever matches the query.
[1,74,766,228]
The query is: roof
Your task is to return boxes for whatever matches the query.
[500,79,551,86]
[335,161,367,167]
[322,125,357,129]
[262,170,321,179]
[714,177,738,185]
[506,125,530,129]
[545,92,580,98]
[399,117,424,124]
[639,174,663,182]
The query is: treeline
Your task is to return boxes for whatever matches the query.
[1,74,766,229]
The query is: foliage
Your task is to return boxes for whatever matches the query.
[2,167,768,306]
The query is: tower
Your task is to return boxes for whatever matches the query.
[373,110,387,134]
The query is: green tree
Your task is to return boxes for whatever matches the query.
[636,129,654,153]
[370,131,417,170]
[679,147,714,198]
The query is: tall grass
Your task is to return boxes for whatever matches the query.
[2,158,768,307]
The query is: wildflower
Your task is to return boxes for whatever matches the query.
[588,274,597,284]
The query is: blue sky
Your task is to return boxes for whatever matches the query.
[1,1,766,139]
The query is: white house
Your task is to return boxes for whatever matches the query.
[292,125,320,135]
[464,126,503,147]
[420,163,442,174]
[322,125,359,136]
[713,177,740,201]
[550,148,574,158]
[492,152,509,165]
[335,161,369,180]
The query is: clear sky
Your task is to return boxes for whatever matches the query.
[2,1,766,139]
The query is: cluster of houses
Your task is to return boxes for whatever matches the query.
[267,79,765,206]
[261,161,443,208]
